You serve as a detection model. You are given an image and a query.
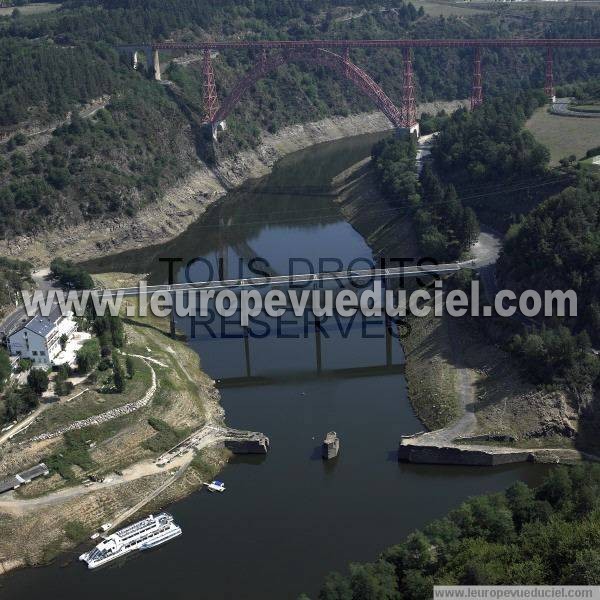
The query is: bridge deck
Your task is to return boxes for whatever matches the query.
[98,261,472,297]
[151,39,600,51]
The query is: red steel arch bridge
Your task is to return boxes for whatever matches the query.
[120,39,600,136]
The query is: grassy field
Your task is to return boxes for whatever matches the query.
[581,156,600,171]
[526,106,600,165]
[19,357,152,440]
[411,0,491,17]
[411,0,600,18]
[0,2,61,16]
[568,104,600,114]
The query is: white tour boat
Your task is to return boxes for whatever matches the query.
[79,513,182,569]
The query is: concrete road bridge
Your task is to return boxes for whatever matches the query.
[118,38,600,137]
[97,259,474,298]
[92,261,475,385]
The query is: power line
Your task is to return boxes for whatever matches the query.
[189,174,573,230]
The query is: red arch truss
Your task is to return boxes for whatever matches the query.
[212,48,403,128]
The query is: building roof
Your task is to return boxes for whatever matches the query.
[0,463,50,495]
[10,304,63,339]
[0,476,20,494]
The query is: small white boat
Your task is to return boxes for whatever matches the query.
[206,480,226,493]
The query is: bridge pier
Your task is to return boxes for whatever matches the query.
[382,274,393,366]
[144,47,153,77]
[400,47,419,137]
[152,49,161,81]
[243,326,252,378]
[470,47,483,110]
[202,49,220,124]
[544,47,555,102]
[315,317,323,374]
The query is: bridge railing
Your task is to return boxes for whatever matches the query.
[95,260,476,297]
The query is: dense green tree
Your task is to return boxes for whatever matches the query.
[76,338,100,373]
[429,91,555,231]
[509,326,600,391]
[27,368,49,395]
[499,173,600,344]
[112,356,125,392]
[315,466,600,597]
[50,258,94,290]
[566,549,600,584]
[432,93,550,186]
[372,135,420,207]
[0,384,39,424]
[125,355,135,378]
[93,315,125,348]
[318,571,353,600]
[0,347,11,391]
[372,139,479,260]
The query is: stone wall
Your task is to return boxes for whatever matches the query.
[224,435,270,454]
[398,442,533,466]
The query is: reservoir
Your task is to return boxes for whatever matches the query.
[0,132,547,599]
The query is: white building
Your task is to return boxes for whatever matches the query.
[7,305,77,367]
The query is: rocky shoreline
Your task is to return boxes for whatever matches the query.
[0,101,466,267]
[332,152,592,467]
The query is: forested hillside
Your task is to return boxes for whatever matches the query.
[429,91,558,231]
[0,0,599,240]
[372,136,478,260]
[0,79,192,236]
[426,89,600,393]
[313,466,600,598]
[499,172,600,345]
[0,257,31,317]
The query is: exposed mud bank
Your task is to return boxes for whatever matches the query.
[332,154,587,466]
[333,157,419,259]
[0,101,465,267]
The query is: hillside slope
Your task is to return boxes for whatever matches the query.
[0,0,599,249]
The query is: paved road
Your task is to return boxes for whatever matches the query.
[99,260,477,298]
[551,97,600,119]
[416,229,501,447]
[0,307,27,339]
[0,269,57,338]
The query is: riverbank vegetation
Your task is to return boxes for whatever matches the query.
[423,89,600,407]
[372,136,479,261]
[313,465,600,598]
[367,90,600,446]
[494,172,600,407]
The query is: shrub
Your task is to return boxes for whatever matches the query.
[27,368,49,395]
[0,348,11,391]
[76,338,100,374]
